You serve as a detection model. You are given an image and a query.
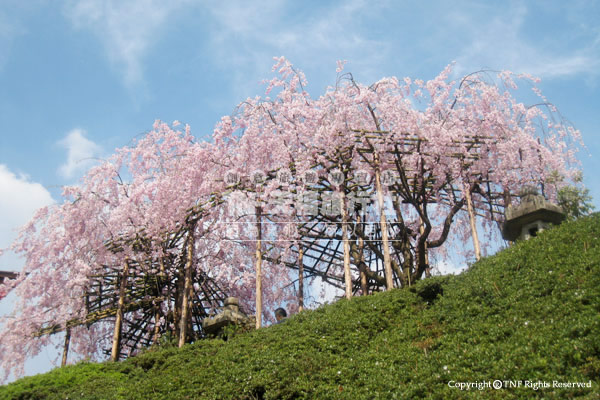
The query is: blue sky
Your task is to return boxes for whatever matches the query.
[0,0,599,378]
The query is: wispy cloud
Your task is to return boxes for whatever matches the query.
[450,3,600,79]
[57,0,600,94]
[57,129,102,180]
[63,0,188,87]
[205,0,391,95]
[0,6,26,71]
[204,0,600,87]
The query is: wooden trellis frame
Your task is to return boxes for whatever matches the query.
[37,208,229,362]
[245,127,513,302]
[33,127,517,361]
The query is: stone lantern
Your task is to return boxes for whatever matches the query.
[502,186,565,241]
[202,297,253,336]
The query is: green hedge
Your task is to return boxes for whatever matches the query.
[2,214,599,399]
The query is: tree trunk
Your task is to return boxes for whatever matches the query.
[255,206,263,329]
[111,258,130,362]
[179,223,195,347]
[61,328,71,367]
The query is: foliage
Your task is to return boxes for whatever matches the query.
[548,170,594,220]
[1,214,599,399]
[558,186,594,220]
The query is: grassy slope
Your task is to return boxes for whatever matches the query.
[1,214,599,399]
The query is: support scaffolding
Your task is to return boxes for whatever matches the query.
[33,128,514,358]
[37,221,227,360]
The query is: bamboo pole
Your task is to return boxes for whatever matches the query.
[111,258,130,361]
[465,186,481,261]
[298,242,304,312]
[255,206,263,329]
[61,328,71,367]
[339,190,352,300]
[374,153,394,290]
[179,223,195,347]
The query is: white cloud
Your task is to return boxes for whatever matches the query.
[63,0,188,87]
[57,129,102,180]
[0,165,54,269]
[0,165,56,382]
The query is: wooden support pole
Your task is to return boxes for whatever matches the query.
[465,186,481,261]
[339,190,352,300]
[357,214,368,295]
[503,189,514,246]
[61,328,71,367]
[419,219,430,278]
[111,258,130,362]
[255,206,263,329]
[173,273,182,341]
[296,245,304,311]
[153,306,161,346]
[153,257,166,346]
[374,153,394,290]
[179,223,195,348]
